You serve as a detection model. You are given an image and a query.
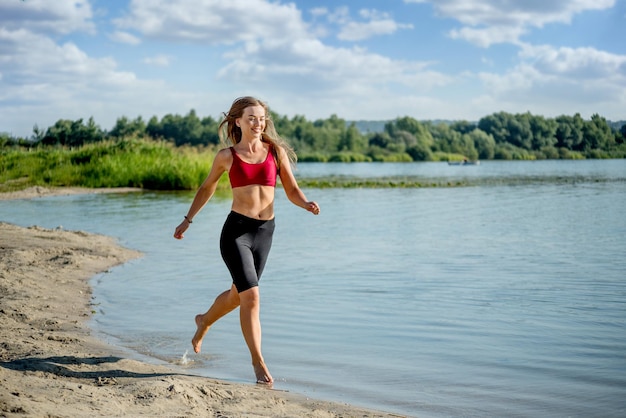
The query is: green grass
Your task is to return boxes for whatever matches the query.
[0,138,224,192]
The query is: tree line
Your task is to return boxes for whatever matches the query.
[2,110,625,161]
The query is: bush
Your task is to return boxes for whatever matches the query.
[328,152,372,162]
[494,143,535,160]
[298,153,329,162]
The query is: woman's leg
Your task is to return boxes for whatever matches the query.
[192,284,240,353]
[238,286,273,384]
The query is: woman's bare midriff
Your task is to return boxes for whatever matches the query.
[231,185,275,220]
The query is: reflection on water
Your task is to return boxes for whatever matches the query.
[1,160,625,418]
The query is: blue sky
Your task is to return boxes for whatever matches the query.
[1,0,625,137]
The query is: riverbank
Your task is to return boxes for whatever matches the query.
[0,186,143,200]
[0,187,401,417]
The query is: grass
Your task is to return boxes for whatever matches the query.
[0,138,224,193]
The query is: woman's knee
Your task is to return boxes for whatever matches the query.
[238,286,260,310]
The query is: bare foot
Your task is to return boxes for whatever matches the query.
[254,360,273,385]
[191,314,208,353]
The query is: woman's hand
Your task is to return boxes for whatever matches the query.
[173,221,190,239]
[306,201,320,215]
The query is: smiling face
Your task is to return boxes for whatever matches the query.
[237,105,267,141]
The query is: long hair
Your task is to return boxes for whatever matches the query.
[218,96,297,169]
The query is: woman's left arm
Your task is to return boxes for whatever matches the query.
[277,148,320,215]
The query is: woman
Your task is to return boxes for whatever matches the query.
[173,96,320,384]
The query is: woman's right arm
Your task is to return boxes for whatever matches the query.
[173,149,231,239]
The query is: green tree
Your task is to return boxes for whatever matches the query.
[450,120,477,135]
[582,114,614,152]
[429,123,479,159]
[146,116,162,139]
[368,132,392,149]
[478,112,510,144]
[468,129,496,160]
[338,123,366,152]
[527,113,557,150]
[312,115,344,151]
[478,112,533,150]
[618,124,626,145]
[406,142,433,161]
[555,114,584,150]
[507,114,533,150]
[145,110,206,146]
[39,117,103,146]
[429,123,461,154]
[199,116,220,146]
[386,117,433,151]
[109,116,147,138]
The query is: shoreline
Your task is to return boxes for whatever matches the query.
[0,186,144,200]
[0,187,402,417]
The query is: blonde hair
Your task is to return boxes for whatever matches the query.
[218,96,297,169]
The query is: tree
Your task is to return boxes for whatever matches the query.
[200,116,220,145]
[478,112,534,150]
[450,120,477,135]
[555,114,584,150]
[582,114,614,152]
[386,117,433,149]
[109,116,147,138]
[406,142,433,161]
[527,113,557,150]
[179,109,204,146]
[146,116,162,139]
[429,123,461,154]
[39,117,103,146]
[478,112,510,144]
[145,110,206,146]
[368,132,392,149]
[506,114,533,150]
[338,123,366,152]
[468,129,496,160]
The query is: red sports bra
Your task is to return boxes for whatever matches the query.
[228,146,277,188]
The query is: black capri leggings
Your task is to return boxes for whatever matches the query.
[220,211,275,293]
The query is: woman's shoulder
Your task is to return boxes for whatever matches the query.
[217,147,234,156]
[214,147,234,168]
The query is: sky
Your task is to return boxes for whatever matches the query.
[1,0,625,137]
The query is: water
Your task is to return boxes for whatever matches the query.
[2,160,625,417]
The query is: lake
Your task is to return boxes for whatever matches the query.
[2,160,625,417]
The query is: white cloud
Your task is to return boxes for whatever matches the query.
[520,44,626,79]
[309,7,328,18]
[0,0,95,35]
[337,9,413,41]
[143,54,172,67]
[476,44,626,117]
[219,36,449,91]
[114,0,306,44]
[0,28,134,88]
[449,26,525,48]
[405,0,615,46]
[110,30,141,45]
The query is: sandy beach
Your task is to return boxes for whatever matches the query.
[0,187,401,417]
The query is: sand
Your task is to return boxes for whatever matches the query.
[0,187,402,417]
